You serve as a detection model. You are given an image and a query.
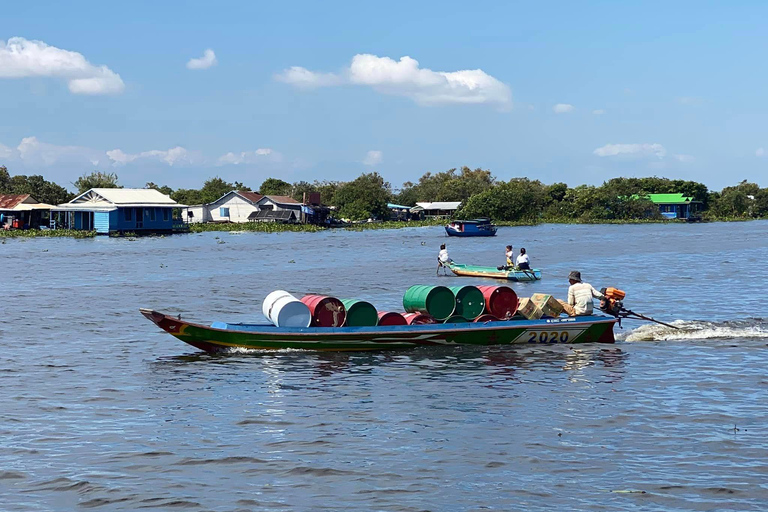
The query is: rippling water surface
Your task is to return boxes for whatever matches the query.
[2,221,768,511]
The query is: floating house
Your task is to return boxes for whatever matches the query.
[0,194,55,229]
[645,193,702,220]
[250,195,302,223]
[187,190,330,225]
[187,190,264,224]
[52,188,187,234]
[410,201,461,219]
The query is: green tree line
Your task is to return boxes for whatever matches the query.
[3,165,768,222]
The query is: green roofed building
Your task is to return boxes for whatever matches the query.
[644,193,702,219]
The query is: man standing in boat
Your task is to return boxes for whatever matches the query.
[558,271,605,316]
[437,244,452,275]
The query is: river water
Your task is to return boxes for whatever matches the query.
[1,221,767,511]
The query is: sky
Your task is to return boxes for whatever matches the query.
[1,0,767,192]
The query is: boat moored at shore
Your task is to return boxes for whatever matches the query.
[445,218,497,237]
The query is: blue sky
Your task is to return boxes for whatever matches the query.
[1,0,766,192]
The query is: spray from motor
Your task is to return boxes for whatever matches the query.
[599,287,679,330]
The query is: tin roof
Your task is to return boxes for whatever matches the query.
[237,190,264,203]
[412,201,462,211]
[0,194,31,209]
[645,193,700,204]
[0,194,54,211]
[68,188,179,206]
[266,195,300,204]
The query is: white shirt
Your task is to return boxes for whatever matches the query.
[439,249,450,263]
[505,250,514,264]
[516,253,529,265]
[567,282,604,315]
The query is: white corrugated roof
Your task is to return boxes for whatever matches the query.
[413,201,461,210]
[68,188,180,206]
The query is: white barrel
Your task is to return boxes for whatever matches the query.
[262,290,312,328]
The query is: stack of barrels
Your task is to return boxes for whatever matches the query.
[261,284,519,328]
[401,284,518,324]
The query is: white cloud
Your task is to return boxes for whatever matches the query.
[593,143,667,159]
[553,103,574,113]
[592,109,605,115]
[0,143,13,159]
[756,148,765,157]
[16,136,104,166]
[276,54,512,108]
[186,49,217,70]
[673,154,695,163]
[216,148,279,166]
[107,146,201,167]
[0,37,124,95]
[362,150,383,166]
[274,66,342,88]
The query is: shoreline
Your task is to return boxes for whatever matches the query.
[0,216,761,239]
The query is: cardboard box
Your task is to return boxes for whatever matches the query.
[531,293,564,317]
[516,297,543,320]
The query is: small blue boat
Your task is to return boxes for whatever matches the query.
[445,218,497,237]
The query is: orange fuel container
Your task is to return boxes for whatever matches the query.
[604,287,626,300]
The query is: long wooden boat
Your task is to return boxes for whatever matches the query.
[449,263,542,282]
[445,218,497,237]
[140,308,615,352]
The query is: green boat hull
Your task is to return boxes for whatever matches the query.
[449,263,542,282]
[141,308,615,352]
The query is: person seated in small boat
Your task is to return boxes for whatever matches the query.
[516,248,530,270]
[558,271,605,316]
[497,245,514,270]
[437,244,452,275]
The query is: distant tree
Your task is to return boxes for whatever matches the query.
[170,188,205,205]
[74,171,121,193]
[0,166,74,204]
[392,181,419,206]
[199,176,234,203]
[457,178,547,221]
[332,172,391,220]
[709,180,759,217]
[144,182,174,196]
[233,181,251,192]
[291,181,318,202]
[259,177,292,196]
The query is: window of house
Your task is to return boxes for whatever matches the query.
[125,208,132,221]
[149,208,156,221]
[220,207,230,217]
[163,209,169,221]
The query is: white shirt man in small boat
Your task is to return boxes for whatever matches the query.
[558,271,605,316]
[437,244,452,275]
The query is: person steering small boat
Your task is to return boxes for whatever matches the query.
[437,243,452,275]
[557,271,605,317]
[516,248,530,270]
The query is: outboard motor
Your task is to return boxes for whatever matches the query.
[599,287,626,317]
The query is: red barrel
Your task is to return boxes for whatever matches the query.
[377,311,407,326]
[402,312,437,325]
[474,314,501,323]
[476,285,518,319]
[301,295,347,327]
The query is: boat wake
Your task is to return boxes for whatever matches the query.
[618,318,768,342]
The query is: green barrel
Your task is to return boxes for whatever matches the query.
[449,285,486,320]
[443,315,469,323]
[340,299,379,327]
[403,285,456,321]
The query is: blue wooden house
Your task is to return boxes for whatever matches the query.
[52,188,187,234]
